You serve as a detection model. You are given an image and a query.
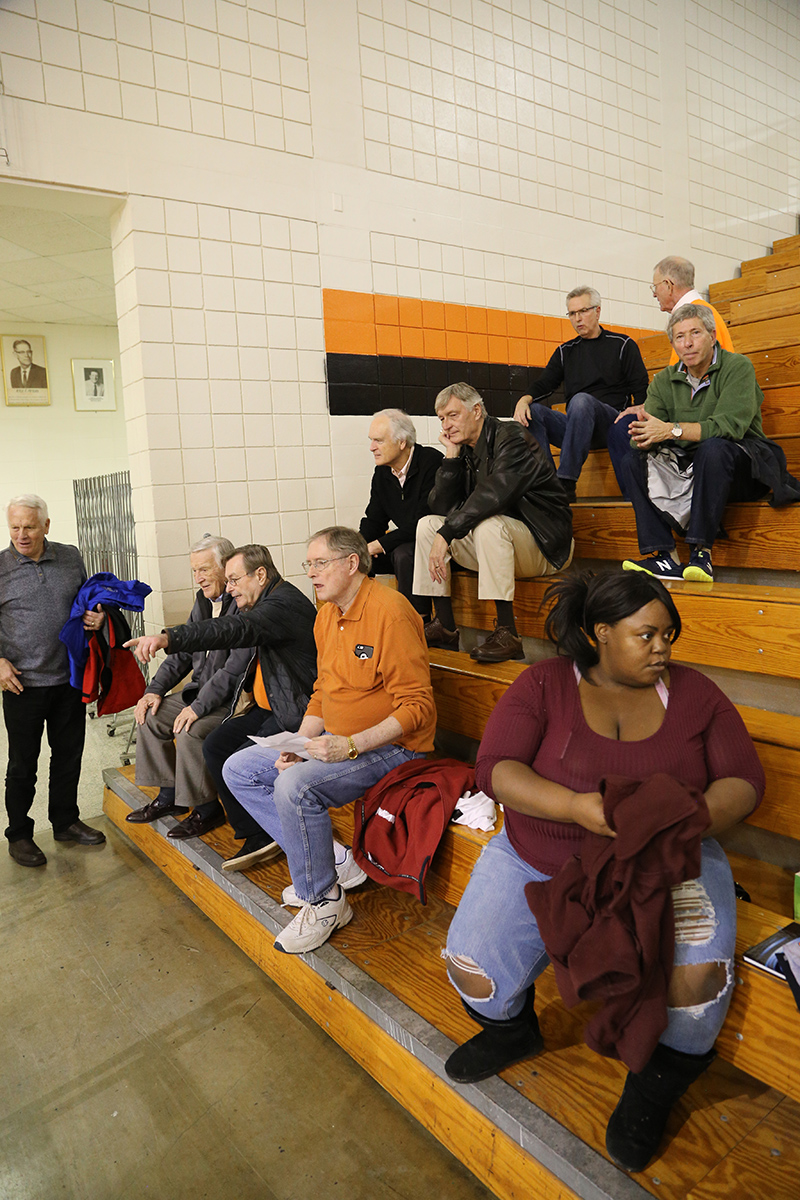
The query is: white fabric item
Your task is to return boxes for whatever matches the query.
[452,788,497,832]
[646,446,694,531]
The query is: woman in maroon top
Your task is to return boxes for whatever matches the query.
[443,570,764,1172]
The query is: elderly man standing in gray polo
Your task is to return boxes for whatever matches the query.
[1,494,106,868]
[125,535,253,826]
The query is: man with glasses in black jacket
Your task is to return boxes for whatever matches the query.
[127,544,317,872]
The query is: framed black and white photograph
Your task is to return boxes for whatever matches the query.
[72,359,116,411]
[2,335,50,406]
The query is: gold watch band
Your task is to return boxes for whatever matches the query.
[346,736,358,759]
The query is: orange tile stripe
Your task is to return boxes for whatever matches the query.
[323,289,662,368]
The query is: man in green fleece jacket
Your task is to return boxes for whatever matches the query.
[619,303,771,582]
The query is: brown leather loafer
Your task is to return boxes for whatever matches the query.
[470,625,525,663]
[167,810,225,840]
[126,797,190,824]
[53,820,106,845]
[9,837,47,867]
[423,617,460,650]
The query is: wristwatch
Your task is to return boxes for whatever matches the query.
[671,423,684,439]
[346,736,358,760]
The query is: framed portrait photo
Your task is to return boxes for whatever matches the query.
[2,335,50,406]
[73,359,116,411]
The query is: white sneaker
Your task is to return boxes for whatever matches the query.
[282,847,367,907]
[273,887,353,954]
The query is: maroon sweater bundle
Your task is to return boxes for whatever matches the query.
[526,774,712,1071]
[475,657,764,876]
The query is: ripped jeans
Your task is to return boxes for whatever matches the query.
[444,826,735,1055]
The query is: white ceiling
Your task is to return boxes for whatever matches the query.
[0,183,120,327]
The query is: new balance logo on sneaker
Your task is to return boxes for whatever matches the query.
[622,552,684,581]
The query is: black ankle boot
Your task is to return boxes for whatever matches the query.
[445,988,544,1084]
[605,1043,717,1172]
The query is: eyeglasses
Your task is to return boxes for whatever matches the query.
[650,279,672,295]
[301,556,350,573]
[567,306,599,318]
[226,572,252,586]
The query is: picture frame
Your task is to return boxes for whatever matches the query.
[2,335,50,406]
[72,359,116,412]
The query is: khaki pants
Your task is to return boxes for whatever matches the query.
[412,514,573,602]
[134,693,228,808]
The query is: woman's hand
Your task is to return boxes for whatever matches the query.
[571,791,616,838]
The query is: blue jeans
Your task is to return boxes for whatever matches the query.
[620,437,769,554]
[526,392,620,481]
[445,827,736,1055]
[222,741,424,902]
[606,410,636,499]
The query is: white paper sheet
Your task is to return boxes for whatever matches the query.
[247,731,311,758]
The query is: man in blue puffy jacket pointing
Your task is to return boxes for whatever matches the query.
[0,494,106,868]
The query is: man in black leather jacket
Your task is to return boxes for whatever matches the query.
[413,383,573,663]
[127,544,317,871]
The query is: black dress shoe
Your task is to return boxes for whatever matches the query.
[126,796,190,823]
[167,810,225,840]
[8,837,47,867]
[53,820,106,845]
[470,625,525,663]
[423,617,460,650]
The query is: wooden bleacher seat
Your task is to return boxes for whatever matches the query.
[103,755,800,1200]
[570,500,800,572]
[449,573,800,681]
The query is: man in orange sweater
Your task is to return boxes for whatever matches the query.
[223,526,436,954]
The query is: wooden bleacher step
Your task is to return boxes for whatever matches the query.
[710,265,800,305]
[772,233,800,255]
[101,768,640,1200]
[742,247,800,275]
[728,288,800,325]
[569,499,800,573]
[449,574,800,681]
[103,766,800,1200]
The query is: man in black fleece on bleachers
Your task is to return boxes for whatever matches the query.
[514,286,649,502]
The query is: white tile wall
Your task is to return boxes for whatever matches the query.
[2,0,312,153]
[686,0,800,257]
[358,0,663,233]
[110,191,327,627]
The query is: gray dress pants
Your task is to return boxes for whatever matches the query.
[134,693,227,808]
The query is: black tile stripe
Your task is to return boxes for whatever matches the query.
[326,354,563,417]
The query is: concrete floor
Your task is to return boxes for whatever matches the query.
[1,721,494,1200]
